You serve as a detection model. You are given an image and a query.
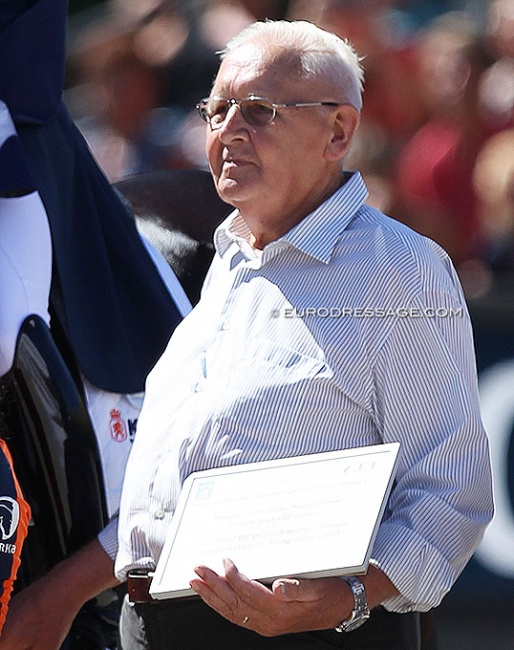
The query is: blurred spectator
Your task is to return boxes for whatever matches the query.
[394,12,492,266]
[310,1,423,137]
[200,0,290,51]
[473,128,514,272]
[68,1,215,179]
[198,1,256,55]
[198,0,290,54]
[479,0,514,131]
[288,0,424,213]
[70,26,177,181]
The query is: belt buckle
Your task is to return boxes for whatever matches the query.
[127,569,156,603]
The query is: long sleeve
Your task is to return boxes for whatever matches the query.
[370,268,493,611]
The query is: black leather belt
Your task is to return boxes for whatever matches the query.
[127,569,156,603]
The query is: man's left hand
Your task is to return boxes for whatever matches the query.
[189,558,352,636]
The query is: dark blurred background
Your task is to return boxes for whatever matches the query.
[65,2,514,647]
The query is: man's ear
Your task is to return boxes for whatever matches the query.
[324,105,360,161]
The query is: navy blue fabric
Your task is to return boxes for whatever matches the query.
[0,0,182,393]
[0,0,63,125]
[0,136,34,194]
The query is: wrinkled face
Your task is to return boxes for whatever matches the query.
[205,44,346,228]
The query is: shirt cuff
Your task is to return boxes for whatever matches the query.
[98,515,119,561]
[370,522,457,613]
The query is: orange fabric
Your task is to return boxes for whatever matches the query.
[0,438,30,634]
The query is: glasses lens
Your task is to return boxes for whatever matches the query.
[197,100,210,123]
[205,98,230,126]
[241,98,275,126]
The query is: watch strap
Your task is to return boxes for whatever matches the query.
[334,575,370,633]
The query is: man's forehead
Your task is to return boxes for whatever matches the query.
[214,44,303,93]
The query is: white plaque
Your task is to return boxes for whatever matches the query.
[150,442,400,599]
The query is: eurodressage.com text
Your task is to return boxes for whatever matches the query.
[273,307,464,319]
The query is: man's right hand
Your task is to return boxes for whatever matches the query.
[0,540,119,649]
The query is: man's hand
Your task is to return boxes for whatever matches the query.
[189,558,353,636]
[0,540,118,650]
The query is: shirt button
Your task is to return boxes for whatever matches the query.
[154,509,165,520]
[194,382,203,392]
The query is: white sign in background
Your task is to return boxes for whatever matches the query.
[475,360,514,578]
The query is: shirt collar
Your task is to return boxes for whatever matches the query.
[214,171,368,264]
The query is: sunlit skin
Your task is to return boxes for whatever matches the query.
[205,42,360,249]
[189,558,398,636]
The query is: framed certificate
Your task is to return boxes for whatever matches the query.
[150,442,400,599]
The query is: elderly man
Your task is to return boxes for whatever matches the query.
[0,19,493,650]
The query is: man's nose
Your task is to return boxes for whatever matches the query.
[217,104,247,139]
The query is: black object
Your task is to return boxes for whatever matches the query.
[0,315,119,649]
[0,315,108,584]
[115,169,232,305]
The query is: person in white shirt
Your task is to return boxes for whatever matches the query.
[0,19,493,650]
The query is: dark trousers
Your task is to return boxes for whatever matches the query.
[120,594,423,650]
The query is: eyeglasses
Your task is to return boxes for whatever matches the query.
[196,95,341,128]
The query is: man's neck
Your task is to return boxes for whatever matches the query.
[241,173,346,250]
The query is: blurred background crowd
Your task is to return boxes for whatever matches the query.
[64,0,514,296]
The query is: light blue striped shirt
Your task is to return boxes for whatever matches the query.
[112,172,493,613]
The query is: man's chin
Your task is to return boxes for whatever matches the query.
[217,178,256,207]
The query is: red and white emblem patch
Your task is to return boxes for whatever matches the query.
[109,408,128,442]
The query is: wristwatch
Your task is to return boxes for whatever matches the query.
[334,576,370,633]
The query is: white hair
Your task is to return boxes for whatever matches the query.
[220,20,364,112]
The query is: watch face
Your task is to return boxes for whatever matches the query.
[342,614,369,632]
